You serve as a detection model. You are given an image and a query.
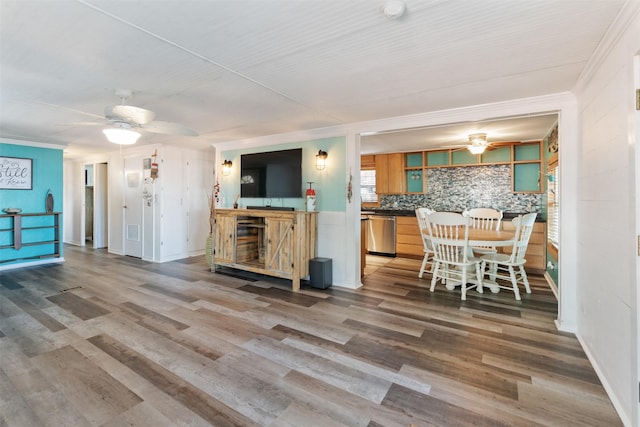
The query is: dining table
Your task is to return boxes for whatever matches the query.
[467,228,515,249]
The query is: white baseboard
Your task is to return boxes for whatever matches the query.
[576,334,631,427]
[0,257,65,271]
[543,271,558,299]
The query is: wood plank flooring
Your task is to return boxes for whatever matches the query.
[0,247,622,426]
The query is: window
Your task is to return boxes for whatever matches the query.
[547,162,559,248]
[360,169,377,203]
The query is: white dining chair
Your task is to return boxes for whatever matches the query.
[415,207,435,278]
[480,212,537,300]
[462,208,503,255]
[426,211,483,301]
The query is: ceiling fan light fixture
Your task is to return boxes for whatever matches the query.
[468,144,486,155]
[102,128,141,145]
[467,133,487,154]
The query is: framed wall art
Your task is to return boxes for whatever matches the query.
[0,156,33,190]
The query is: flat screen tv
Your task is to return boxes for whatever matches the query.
[240,148,302,198]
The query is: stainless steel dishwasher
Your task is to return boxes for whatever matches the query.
[367,215,396,256]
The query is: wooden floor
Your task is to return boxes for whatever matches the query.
[0,247,621,427]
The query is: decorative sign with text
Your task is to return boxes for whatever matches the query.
[0,157,33,190]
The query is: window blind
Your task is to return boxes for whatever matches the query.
[360,169,378,203]
[547,164,559,247]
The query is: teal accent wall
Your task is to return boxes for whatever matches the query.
[0,143,64,264]
[220,137,346,212]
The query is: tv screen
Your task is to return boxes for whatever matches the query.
[240,148,302,198]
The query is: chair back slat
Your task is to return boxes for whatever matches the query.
[508,213,537,262]
[415,207,434,250]
[426,212,472,264]
[463,208,503,231]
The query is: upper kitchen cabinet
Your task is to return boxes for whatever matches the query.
[376,153,404,194]
[404,152,424,193]
[374,154,389,194]
[362,141,543,196]
[512,142,543,193]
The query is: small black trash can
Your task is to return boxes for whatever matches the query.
[309,257,332,289]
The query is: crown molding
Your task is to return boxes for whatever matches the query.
[1,138,67,151]
[214,92,576,152]
[575,0,640,93]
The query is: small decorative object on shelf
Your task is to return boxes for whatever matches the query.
[150,149,159,181]
[2,208,22,214]
[233,194,240,209]
[45,189,54,212]
[306,182,316,212]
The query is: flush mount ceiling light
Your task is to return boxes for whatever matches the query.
[467,133,488,155]
[102,122,141,145]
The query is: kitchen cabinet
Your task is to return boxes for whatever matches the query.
[374,153,404,194]
[213,209,317,291]
[387,153,405,193]
[378,212,546,274]
[395,215,423,258]
[375,154,389,194]
[361,155,376,168]
[500,220,546,273]
[404,152,424,193]
[512,143,542,192]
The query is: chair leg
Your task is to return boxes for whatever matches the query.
[508,266,521,300]
[489,262,497,282]
[419,253,428,278]
[461,268,467,301]
[520,265,532,294]
[430,262,440,292]
[475,262,483,294]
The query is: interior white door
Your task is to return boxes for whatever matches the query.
[93,163,108,249]
[124,157,143,258]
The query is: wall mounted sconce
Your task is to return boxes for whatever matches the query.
[222,160,233,176]
[315,150,328,170]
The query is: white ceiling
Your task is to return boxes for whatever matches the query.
[0,0,625,159]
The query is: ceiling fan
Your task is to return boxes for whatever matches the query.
[81,89,198,145]
[447,133,512,154]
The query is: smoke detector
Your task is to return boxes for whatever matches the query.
[383,0,406,19]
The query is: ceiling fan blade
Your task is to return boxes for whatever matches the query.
[59,121,104,126]
[142,121,198,136]
[106,105,155,125]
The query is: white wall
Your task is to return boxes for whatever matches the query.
[62,159,83,245]
[574,4,640,425]
[79,144,214,262]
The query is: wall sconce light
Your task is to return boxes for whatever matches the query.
[315,150,328,170]
[222,160,233,176]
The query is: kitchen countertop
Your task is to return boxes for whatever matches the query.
[362,208,545,222]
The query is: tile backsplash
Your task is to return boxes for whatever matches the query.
[379,165,542,213]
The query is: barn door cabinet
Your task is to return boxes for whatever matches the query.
[213,209,317,291]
